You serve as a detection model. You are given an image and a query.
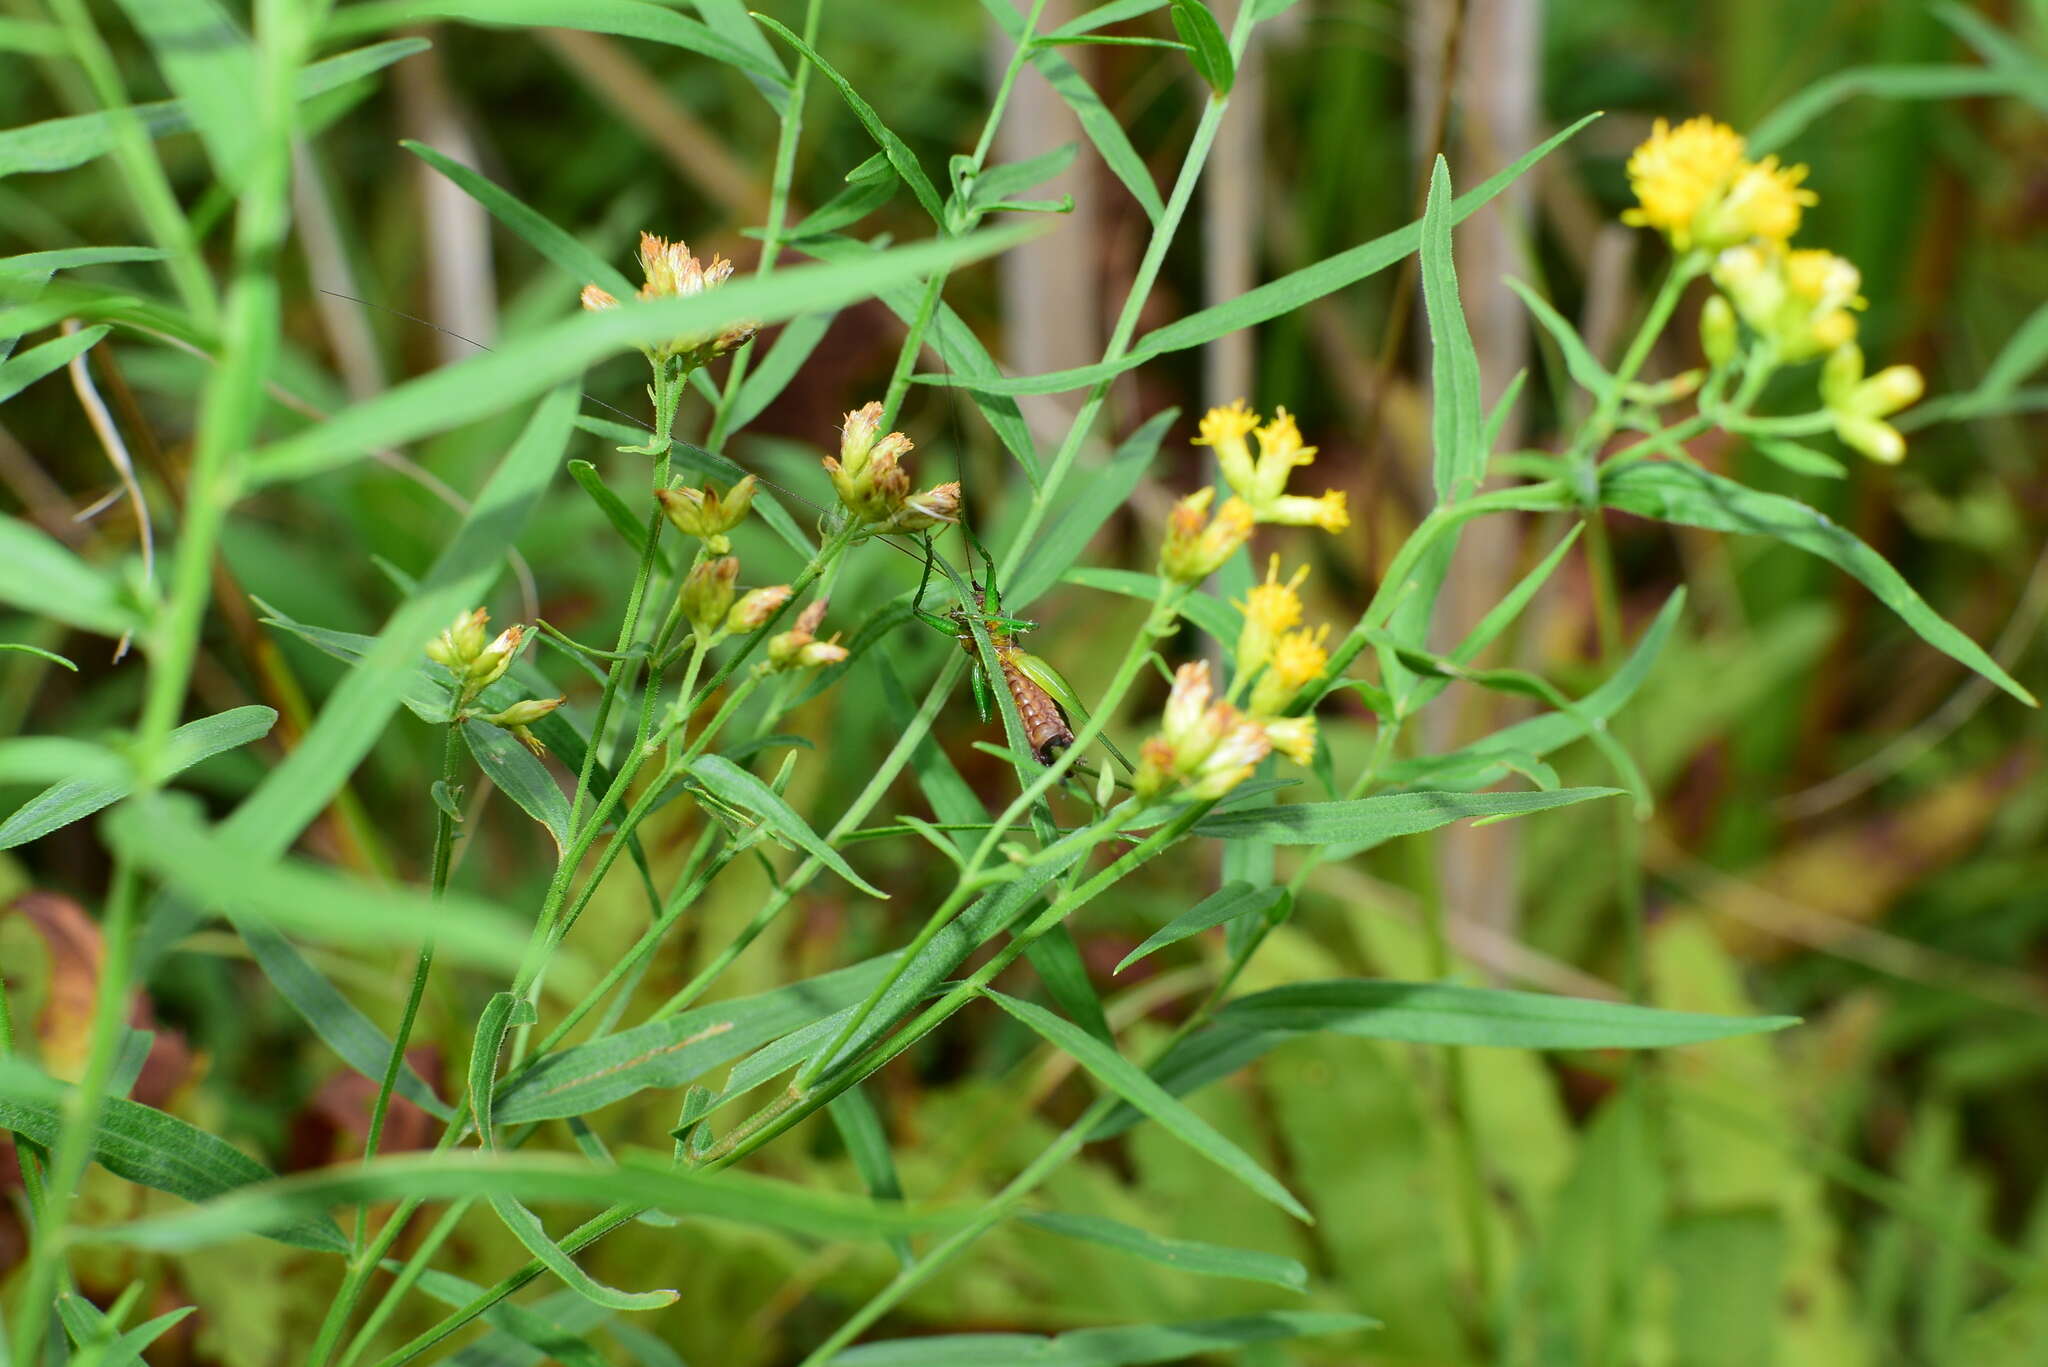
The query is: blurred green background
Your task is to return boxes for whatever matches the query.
[3,1,2046,1363]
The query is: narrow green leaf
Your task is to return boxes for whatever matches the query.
[0,39,428,179]
[402,1271,610,1367]
[828,1084,909,1265]
[1753,438,1847,479]
[566,458,669,569]
[323,0,786,90]
[1747,65,2025,155]
[0,1067,347,1252]
[1116,881,1286,973]
[779,175,896,240]
[90,1151,960,1251]
[1062,567,1238,643]
[0,17,66,54]
[0,325,109,406]
[964,142,1076,211]
[0,705,276,851]
[753,14,946,225]
[252,226,1032,484]
[828,1311,1375,1365]
[727,310,835,432]
[55,1301,193,1367]
[0,641,78,670]
[982,0,1164,223]
[462,720,572,854]
[1189,786,1620,846]
[1214,980,1799,1048]
[108,0,259,190]
[915,115,1599,395]
[494,957,898,1123]
[1422,156,1483,502]
[402,140,636,300]
[688,0,790,109]
[1169,0,1233,94]
[1047,0,1169,37]
[1969,299,2048,402]
[490,1195,678,1311]
[470,991,537,1146]
[985,988,1311,1221]
[1601,460,2034,704]
[1019,1209,1307,1291]
[105,796,538,975]
[1504,276,1611,400]
[685,753,887,896]
[1010,408,1175,610]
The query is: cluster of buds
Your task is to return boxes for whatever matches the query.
[580,232,757,370]
[1623,116,1925,463]
[679,555,793,645]
[1622,116,1815,254]
[765,599,848,673]
[1821,343,1925,466]
[1133,661,1316,802]
[656,475,756,555]
[425,608,564,753]
[1711,245,1862,363]
[1134,556,1326,803]
[823,401,962,534]
[1162,403,1347,585]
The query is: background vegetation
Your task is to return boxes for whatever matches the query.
[2,0,2046,1363]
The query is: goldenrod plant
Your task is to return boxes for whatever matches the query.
[2,3,2045,1364]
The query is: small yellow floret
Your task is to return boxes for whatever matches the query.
[1622,116,1746,249]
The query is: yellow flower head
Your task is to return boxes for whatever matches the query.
[1713,245,1864,363]
[1251,623,1330,716]
[1623,116,1816,253]
[1707,156,1815,246]
[1262,715,1317,766]
[1249,408,1318,503]
[1194,400,1260,495]
[1234,555,1308,676]
[1622,116,1747,249]
[1262,490,1349,533]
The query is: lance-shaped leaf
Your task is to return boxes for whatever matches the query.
[1019,1209,1308,1291]
[0,513,138,638]
[1213,980,1798,1049]
[985,989,1310,1221]
[1422,156,1484,503]
[0,1061,346,1252]
[1189,786,1622,847]
[490,1194,678,1312]
[828,1311,1376,1365]
[1117,881,1287,973]
[1601,459,2033,704]
[685,754,886,897]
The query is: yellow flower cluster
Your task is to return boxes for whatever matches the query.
[1622,116,1814,253]
[580,231,757,369]
[1624,116,1925,463]
[1161,402,1347,584]
[823,401,962,534]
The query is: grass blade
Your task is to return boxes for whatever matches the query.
[1214,980,1799,1048]
[1019,1209,1307,1291]
[0,325,110,406]
[985,988,1311,1221]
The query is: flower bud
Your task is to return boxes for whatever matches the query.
[727,584,792,633]
[824,405,919,523]
[681,556,739,637]
[580,284,619,313]
[468,626,523,692]
[886,481,963,533]
[482,696,565,728]
[1262,715,1317,765]
[839,402,884,476]
[427,607,490,672]
[657,476,757,552]
[1700,294,1738,367]
[1160,488,1254,583]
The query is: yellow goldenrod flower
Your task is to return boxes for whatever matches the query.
[579,284,618,313]
[1159,487,1255,583]
[582,232,755,368]
[1235,555,1308,676]
[1262,715,1317,766]
[1134,661,1272,801]
[1193,401,1348,532]
[1714,245,1864,362]
[885,480,963,534]
[1821,343,1924,465]
[1623,116,1814,252]
[1251,623,1329,717]
[824,402,924,525]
